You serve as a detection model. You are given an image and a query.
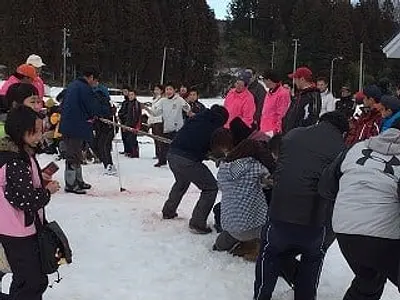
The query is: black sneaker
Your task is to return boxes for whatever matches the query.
[78,182,92,190]
[65,185,87,195]
[162,212,178,220]
[189,224,212,235]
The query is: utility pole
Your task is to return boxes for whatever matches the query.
[359,43,364,91]
[271,41,276,70]
[292,39,300,96]
[62,27,71,88]
[160,47,167,85]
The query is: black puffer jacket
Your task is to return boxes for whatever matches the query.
[283,86,321,133]
[269,121,345,227]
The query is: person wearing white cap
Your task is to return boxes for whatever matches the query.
[26,54,46,100]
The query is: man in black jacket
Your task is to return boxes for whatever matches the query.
[246,68,267,128]
[162,105,229,234]
[283,67,321,133]
[254,111,349,300]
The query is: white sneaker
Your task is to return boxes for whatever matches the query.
[104,164,117,176]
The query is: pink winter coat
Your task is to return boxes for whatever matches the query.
[260,85,291,135]
[0,140,45,237]
[224,88,256,129]
[0,76,20,96]
[33,76,45,99]
[0,76,44,99]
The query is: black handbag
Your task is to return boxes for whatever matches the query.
[35,213,73,275]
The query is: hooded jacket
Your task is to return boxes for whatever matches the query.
[147,96,163,125]
[321,129,400,239]
[0,137,47,237]
[60,78,103,140]
[260,85,291,135]
[282,86,322,133]
[382,110,400,132]
[169,108,226,162]
[269,122,345,227]
[345,108,381,146]
[218,157,269,234]
[224,88,256,129]
[151,94,190,133]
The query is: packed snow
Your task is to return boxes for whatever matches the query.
[0,95,397,299]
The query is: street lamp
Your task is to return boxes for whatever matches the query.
[330,56,343,93]
[160,47,174,85]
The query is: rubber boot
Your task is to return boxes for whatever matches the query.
[76,165,91,190]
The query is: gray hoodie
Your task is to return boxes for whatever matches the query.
[333,128,400,239]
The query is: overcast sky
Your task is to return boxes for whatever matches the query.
[207,0,230,20]
[207,0,360,20]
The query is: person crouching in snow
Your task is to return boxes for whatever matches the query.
[210,128,269,261]
[161,105,229,234]
[0,106,60,300]
[120,89,142,158]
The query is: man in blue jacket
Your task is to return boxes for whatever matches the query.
[162,105,229,234]
[60,67,103,194]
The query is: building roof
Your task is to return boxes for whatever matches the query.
[383,29,400,58]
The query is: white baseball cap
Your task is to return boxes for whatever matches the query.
[26,54,46,68]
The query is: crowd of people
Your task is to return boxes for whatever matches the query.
[0,53,399,300]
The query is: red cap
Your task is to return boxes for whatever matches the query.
[288,67,313,80]
[355,91,366,104]
[16,64,37,80]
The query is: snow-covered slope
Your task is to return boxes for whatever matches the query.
[1,136,396,300]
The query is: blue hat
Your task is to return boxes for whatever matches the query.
[93,84,110,98]
[237,70,252,86]
[381,95,400,112]
[363,85,382,102]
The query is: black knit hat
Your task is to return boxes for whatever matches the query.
[363,85,382,102]
[230,117,254,146]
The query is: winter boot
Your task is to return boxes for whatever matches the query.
[189,223,212,235]
[231,239,261,262]
[76,166,92,190]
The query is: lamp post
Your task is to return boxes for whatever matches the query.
[160,47,174,85]
[330,56,343,93]
[62,27,71,88]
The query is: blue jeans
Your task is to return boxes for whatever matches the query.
[254,221,326,300]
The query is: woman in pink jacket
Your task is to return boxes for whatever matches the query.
[224,71,256,129]
[260,71,291,136]
[0,64,37,98]
[26,54,46,100]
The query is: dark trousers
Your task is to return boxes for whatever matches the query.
[158,132,176,165]
[0,235,48,300]
[94,129,114,167]
[64,137,84,187]
[152,123,163,158]
[254,221,326,300]
[121,131,129,154]
[162,153,218,228]
[125,132,139,157]
[337,233,400,300]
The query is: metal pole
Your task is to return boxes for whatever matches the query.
[292,39,299,96]
[359,43,364,91]
[271,41,276,70]
[160,47,167,85]
[62,28,67,88]
[330,58,335,93]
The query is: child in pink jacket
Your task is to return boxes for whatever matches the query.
[260,71,291,136]
[224,71,256,129]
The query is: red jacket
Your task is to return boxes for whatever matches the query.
[345,108,382,146]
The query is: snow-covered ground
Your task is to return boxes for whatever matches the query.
[0,133,397,300]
